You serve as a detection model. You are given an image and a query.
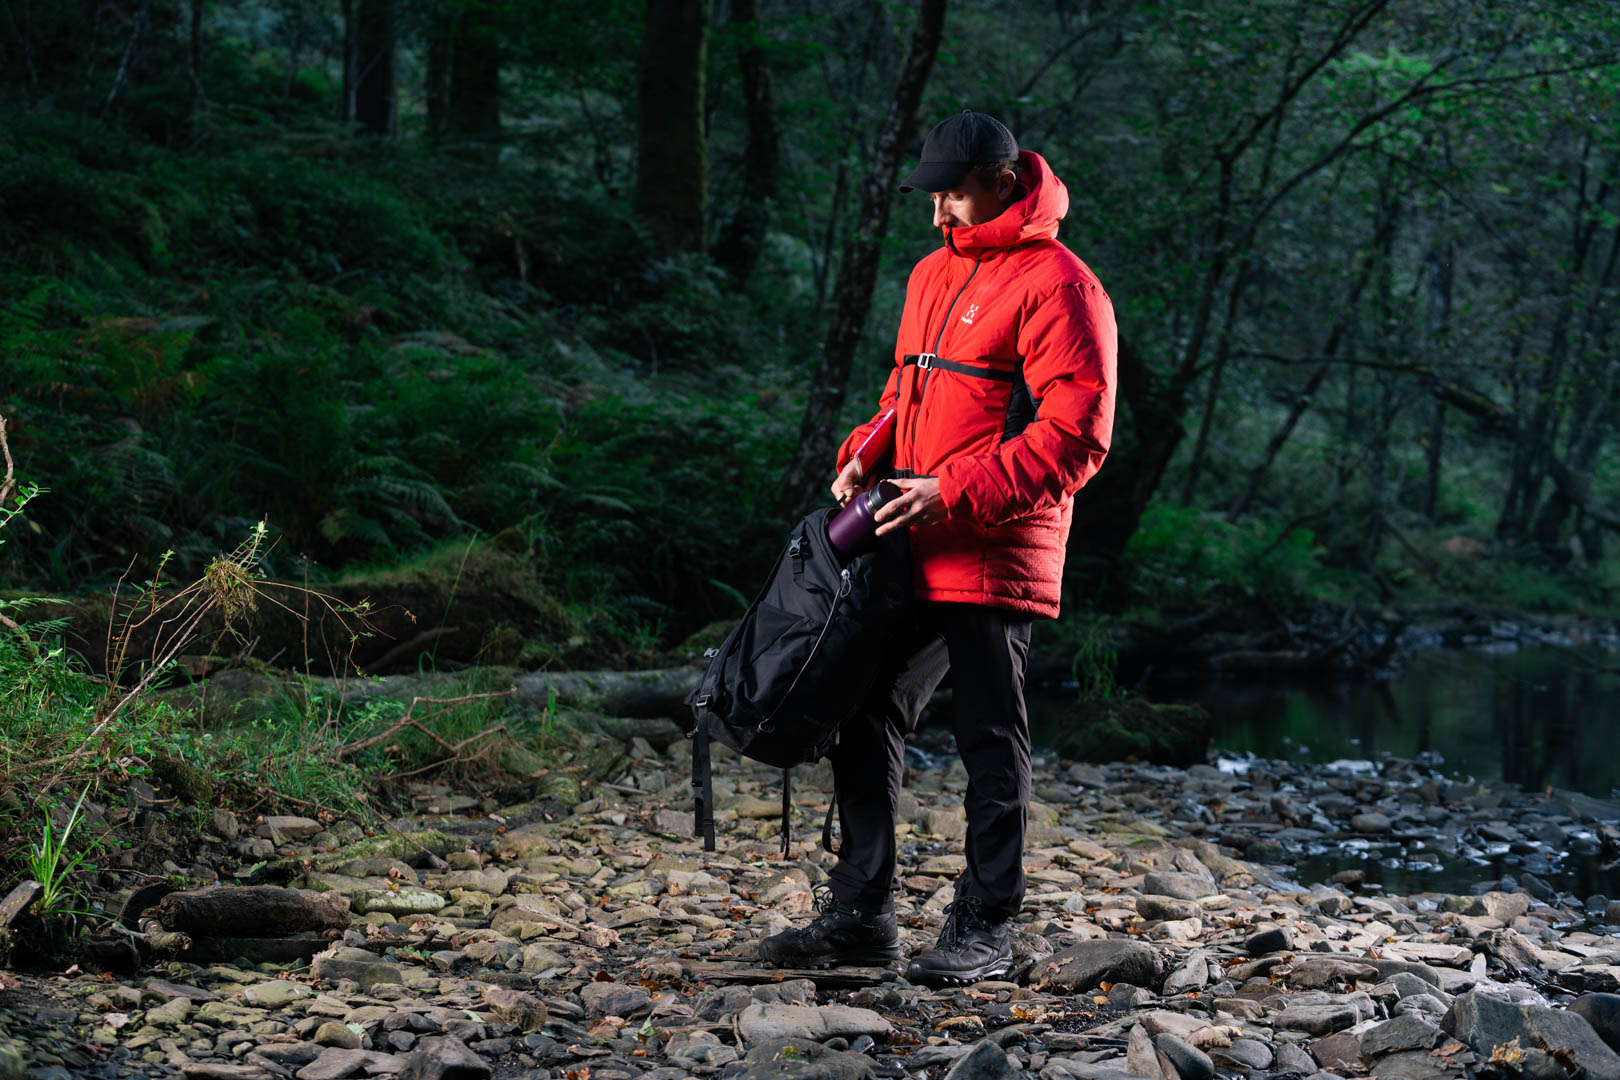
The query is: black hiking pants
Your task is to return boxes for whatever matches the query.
[826,601,1034,921]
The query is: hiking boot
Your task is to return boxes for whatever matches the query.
[904,893,1013,987]
[758,886,901,969]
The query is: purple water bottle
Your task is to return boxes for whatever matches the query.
[827,481,903,561]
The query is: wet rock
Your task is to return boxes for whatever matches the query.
[398,1035,489,1080]
[1570,992,1620,1055]
[1044,939,1165,992]
[736,1003,893,1045]
[1274,1041,1317,1074]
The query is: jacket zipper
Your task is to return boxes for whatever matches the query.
[904,256,982,469]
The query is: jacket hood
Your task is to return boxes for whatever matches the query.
[944,149,1069,257]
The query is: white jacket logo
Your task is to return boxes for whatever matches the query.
[960,304,980,325]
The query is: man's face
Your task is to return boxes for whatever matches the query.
[930,168,1016,229]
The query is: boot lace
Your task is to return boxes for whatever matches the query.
[938,893,990,950]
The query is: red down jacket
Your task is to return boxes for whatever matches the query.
[835,150,1117,619]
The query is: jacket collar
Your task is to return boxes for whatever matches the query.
[940,150,1069,258]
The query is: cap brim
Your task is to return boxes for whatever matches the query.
[899,161,971,193]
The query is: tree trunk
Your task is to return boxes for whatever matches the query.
[1179,262,1252,505]
[447,0,501,142]
[354,0,396,136]
[340,0,357,123]
[711,0,781,283]
[780,0,948,516]
[187,0,206,120]
[634,0,712,255]
[1420,241,1452,519]
[425,9,453,140]
[1229,199,1399,521]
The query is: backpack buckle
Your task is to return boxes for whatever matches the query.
[914,353,936,370]
[693,695,711,709]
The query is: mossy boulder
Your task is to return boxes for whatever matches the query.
[1049,697,1211,766]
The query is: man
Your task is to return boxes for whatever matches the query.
[758,111,1117,985]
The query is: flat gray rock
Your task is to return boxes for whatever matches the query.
[736,1002,893,1046]
[1045,939,1165,993]
[1358,1014,1440,1057]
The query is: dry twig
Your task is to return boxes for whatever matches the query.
[337,688,517,758]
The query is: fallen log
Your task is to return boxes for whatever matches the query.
[152,886,349,937]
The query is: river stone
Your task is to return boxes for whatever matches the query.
[579,981,653,1018]
[480,986,547,1032]
[147,980,220,1003]
[1570,993,1620,1054]
[943,1039,1019,1080]
[734,1039,874,1080]
[1350,812,1391,833]
[736,1003,893,1045]
[1136,895,1201,922]
[312,1022,362,1050]
[437,869,509,896]
[311,947,404,991]
[351,888,447,916]
[242,981,313,1009]
[1152,1033,1213,1080]
[1308,1031,1365,1073]
[927,808,968,841]
[1442,890,1532,922]
[1208,1038,1271,1071]
[1125,1025,1170,1080]
[1443,988,1620,1076]
[1162,950,1210,995]
[293,1047,373,1080]
[399,1035,490,1080]
[1358,1014,1440,1057]
[1045,939,1165,993]
[519,943,569,973]
[1274,1042,1317,1074]
[146,997,193,1027]
[1245,926,1296,956]
[1141,872,1215,901]
[265,816,323,841]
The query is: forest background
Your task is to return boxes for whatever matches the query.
[2,1,1620,830]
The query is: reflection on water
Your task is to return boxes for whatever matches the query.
[1159,645,1620,797]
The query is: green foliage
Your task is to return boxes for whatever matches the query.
[25,787,98,922]
[1124,502,1360,611]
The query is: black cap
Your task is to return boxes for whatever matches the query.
[900,110,1019,193]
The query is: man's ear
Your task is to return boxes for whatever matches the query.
[997,169,1018,200]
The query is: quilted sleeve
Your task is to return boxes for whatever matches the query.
[936,280,1116,524]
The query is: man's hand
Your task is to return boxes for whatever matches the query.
[831,458,868,506]
[874,477,946,535]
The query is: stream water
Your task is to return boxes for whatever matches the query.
[1034,644,1620,898]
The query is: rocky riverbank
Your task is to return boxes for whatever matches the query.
[6,728,1620,1080]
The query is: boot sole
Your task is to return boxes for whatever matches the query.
[759,944,903,969]
[903,956,1014,987]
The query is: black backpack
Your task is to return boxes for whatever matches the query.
[684,506,912,851]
